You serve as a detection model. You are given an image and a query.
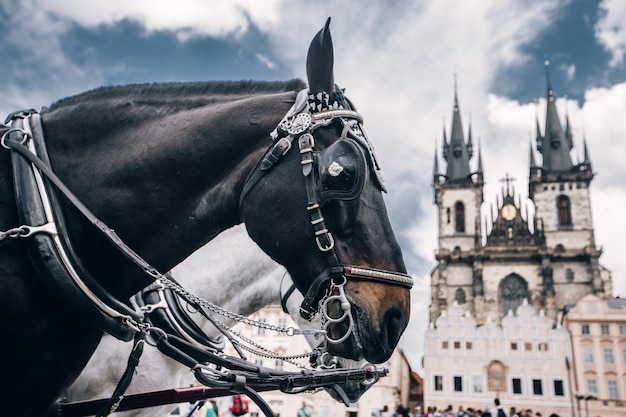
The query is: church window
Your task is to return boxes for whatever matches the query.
[557,195,572,226]
[499,274,529,317]
[455,201,465,232]
[455,288,466,304]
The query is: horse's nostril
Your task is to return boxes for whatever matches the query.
[383,307,406,349]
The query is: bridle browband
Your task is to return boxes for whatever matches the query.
[240,88,413,323]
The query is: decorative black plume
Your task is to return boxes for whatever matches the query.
[306,17,335,93]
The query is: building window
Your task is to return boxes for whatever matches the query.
[278,317,287,328]
[446,207,451,224]
[512,378,523,395]
[511,342,518,351]
[583,347,594,363]
[622,348,626,364]
[434,375,443,392]
[275,358,284,370]
[455,201,465,233]
[453,376,463,392]
[566,268,574,282]
[538,343,548,352]
[455,288,466,304]
[587,379,597,395]
[619,324,626,336]
[525,342,532,351]
[581,324,590,335]
[608,380,620,400]
[553,379,565,397]
[603,348,614,364]
[442,341,449,349]
[257,318,266,335]
[601,324,610,335]
[471,375,484,394]
[466,341,473,350]
[454,341,461,349]
[557,195,572,226]
[254,358,263,366]
[532,378,544,396]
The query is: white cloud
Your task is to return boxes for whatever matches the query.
[29,0,285,41]
[595,0,626,67]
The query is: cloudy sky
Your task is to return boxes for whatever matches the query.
[1,0,625,370]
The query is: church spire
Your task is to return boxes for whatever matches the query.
[538,60,574,172]
[443,79,473,183]
[433,147,440,183]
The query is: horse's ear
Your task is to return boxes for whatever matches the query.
[306,17,335,93]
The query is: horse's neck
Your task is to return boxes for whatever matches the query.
[41,90,297,296]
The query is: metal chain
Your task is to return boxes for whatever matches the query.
[158,277,297,334]
[0,226,28,241]
[157,276,329,368]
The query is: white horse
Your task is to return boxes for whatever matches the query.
[63,225,370,416]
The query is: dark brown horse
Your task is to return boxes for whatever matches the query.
[0,19,411,416]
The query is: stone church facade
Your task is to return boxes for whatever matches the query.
[424,64,614,416]
[430,65,612,328]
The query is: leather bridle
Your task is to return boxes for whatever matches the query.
[240,89,413,324]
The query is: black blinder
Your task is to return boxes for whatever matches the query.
[316,138,368,205]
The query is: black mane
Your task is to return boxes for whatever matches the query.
[48,79,307,110]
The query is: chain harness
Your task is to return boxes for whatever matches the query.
[0,107,395,417]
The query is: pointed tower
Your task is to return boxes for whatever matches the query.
[432,81,484,321]
[528,61,607,296]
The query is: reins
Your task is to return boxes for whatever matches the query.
[1,108,388,417]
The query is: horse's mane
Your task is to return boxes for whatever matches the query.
[47,79,307,110]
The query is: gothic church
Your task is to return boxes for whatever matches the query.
[430,64,613,327]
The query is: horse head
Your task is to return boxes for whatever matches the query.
[240,19,411,364]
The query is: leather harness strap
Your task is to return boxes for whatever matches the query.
[240,89,413,321]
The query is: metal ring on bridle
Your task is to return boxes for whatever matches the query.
[1,128,31,149]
